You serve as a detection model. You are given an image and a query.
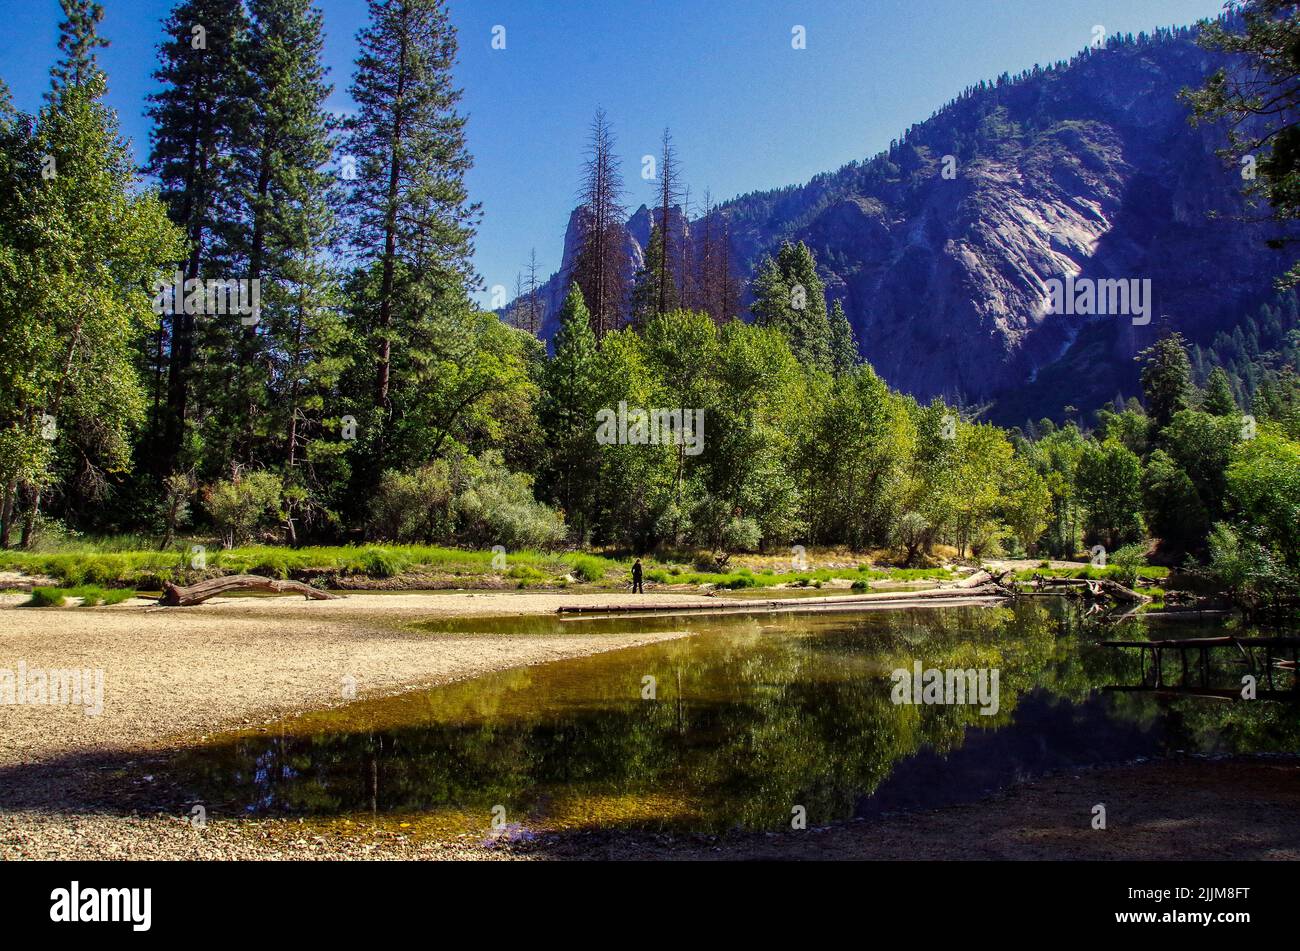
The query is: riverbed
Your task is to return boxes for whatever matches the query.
[1,593,1297,860]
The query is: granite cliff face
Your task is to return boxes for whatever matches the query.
[519,20,1293,419]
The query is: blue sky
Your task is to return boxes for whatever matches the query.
[1,0,1226,305]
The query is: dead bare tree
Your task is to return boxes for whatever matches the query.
[655,128,683,318]
[571,109,629,339]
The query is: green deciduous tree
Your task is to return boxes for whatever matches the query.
[0,77,184,547]
[1075,438,1145,550]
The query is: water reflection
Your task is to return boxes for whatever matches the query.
[169,601,1300,834]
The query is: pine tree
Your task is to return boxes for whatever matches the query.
[1139,331,1193,430]
[541,284,600,539]
[828,300,859,375]
[517,249,544,335]
[48,0,109,99]
[146,0,251,476]
[203,0,342,484]
[653,127,681,319]
[751,241,832,372]
[345,0,479,427]
[1203,366,1238,416]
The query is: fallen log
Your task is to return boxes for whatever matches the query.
[1085,578,1149,603]
[954,570,992,589]
[558,584,1009,615]
[160,574,342,606]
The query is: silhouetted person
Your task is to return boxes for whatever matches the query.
[632,558,644,594]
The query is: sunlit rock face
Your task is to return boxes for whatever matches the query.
[718,29,1291,415]
[518,24,1293,419]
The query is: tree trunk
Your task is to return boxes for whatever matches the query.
[160,574,342,606]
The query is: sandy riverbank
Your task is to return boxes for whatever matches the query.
[0,590,723,769]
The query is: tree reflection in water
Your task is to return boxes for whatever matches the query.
[169,601,1300,833]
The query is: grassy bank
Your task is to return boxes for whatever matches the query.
[1010,564,1169,583]
[0,541,960,593]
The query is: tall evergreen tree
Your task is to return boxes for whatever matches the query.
[146,0,251,476]
[629,223,678,328]
[653,127,681,319]
[1203,366,1238,416]
[541,284,600,539]
[828,299,859,376]
[200,0,342,483]
[751,240,832,372]
[345,0,479,441]
[1139,331,1193,430]
[48,0,109,99]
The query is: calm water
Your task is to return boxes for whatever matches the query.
[169,600,1300,835]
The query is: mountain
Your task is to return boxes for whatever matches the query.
[513,16,1298,421]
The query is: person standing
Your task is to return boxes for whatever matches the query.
[632,558,644,594]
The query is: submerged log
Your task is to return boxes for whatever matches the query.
[160,574,342,606]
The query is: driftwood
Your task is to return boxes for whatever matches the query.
[955,568,1016,594]
[160,574,342,607]
[1084,578,1149,604]
[1020,574,1148,604]
[557,584,1009,616]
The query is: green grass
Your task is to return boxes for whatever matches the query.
[0,543,615,587]
[1011,565,1169,582]
[564,553,613,583]
[1,540,957,592]
[646,564,953,589]
[23,586,67,607]
[21,585,138,607]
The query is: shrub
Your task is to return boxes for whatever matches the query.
[371,462,454,542]
[1206,523,1290,615]
[892,511,930,566]
[455,451,567,551]
[204,471,284,548]
[1109,543,1148,588]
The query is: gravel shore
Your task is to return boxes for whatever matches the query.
[0,590,715,768]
